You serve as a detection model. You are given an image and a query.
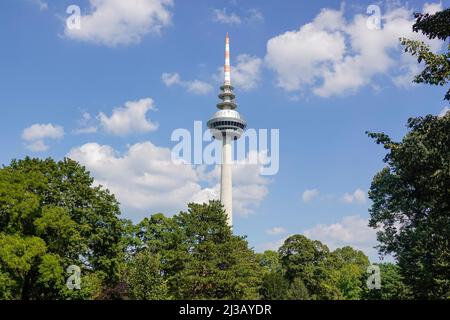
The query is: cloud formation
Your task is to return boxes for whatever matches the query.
[265,3,443,97]
[98,98,158,136]
[64,0,173,46]
[304,215,378,259]
[67,143,270,219]
[22,123,64,152]
[302,188,320,203]
[26,0,48,11]
[162,72,213,95]
[73,112,98,135]
[212,8,264,26]
[342,188,367,204]
[215,54,262,91]
[266,227,287,236]
[212,8,242,26]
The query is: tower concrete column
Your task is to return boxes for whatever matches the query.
[220,134,233,226]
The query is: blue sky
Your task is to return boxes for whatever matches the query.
[1,0,448,261]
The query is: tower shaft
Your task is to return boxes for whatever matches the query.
[221,135,233,226]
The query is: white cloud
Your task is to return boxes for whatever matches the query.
[68,143,270,219]
[161,72,181,86]
[22,123,64,152]
[302,188,319,203]
[68,142,199,216]
[265,3,444,97]
[266,227,287,236]
[26,140,50,152]
[304,215,378,259]
[215,54,263,91]
[212,8,264,26]
[98,98,158,136]
[162,72,213,95]
[232,54,263,90]
[22,123,65,141]
[342,188,367,204]
[234,183,269,215]
[64,0,173,46]
[73,112,98,134]
[212,8,242,25]
[438,106,449,117]
[423,2,443,14]
[27,0,48,11]
[186,80,214,95]
[258,236,289,252]
[246,8,264,24]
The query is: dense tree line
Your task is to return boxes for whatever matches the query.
[0,159,407,300]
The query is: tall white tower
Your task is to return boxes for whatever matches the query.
[207,33,247,227]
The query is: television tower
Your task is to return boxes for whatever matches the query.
[207,33,247,227]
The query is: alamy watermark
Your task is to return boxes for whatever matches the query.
[367,4,382,30]
[171,121,279,176]
[366,265,381,290]
[66,5,81,30]
[66,265,81,290]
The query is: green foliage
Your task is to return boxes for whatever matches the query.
[175,202,262,299]
[286,278,309,300]
[329,247,370,300]
[362,263,412,300]
[259,271,290,300]
[412,8,450,41]
[400,8,450,101]
[0,156,420,300]
[279,235,340,299]
[258,251,291,300]
[367,114,450,299]
[126,250,170,300]
[257,250,283,274]
[0,234,47,299]
[0,157,123,299]
[126,201,262,300]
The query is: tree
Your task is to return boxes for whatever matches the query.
[259,271,290,300]
[257,250,283,274]
[257,250,290,300]
[0,157,123,299]
[362,263,411,300]
[286,278,309,300]
[401,8,450,101]
[131,201,262,300]
[329,247,370,300]
[174,201,262,299]
[258,250,290,300]
[367,114,450,299]
[278,235,340,299]
[126,250,170,300]
[134,213,187,287]
[257,250,310,300]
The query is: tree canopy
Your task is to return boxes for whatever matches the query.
[367,113,450,298]
[126,201,263,300]
[0,157,124,299]
[401,8,450,101]
[0,167,377,301]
